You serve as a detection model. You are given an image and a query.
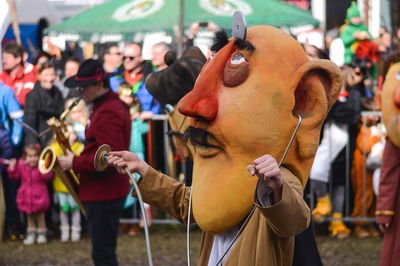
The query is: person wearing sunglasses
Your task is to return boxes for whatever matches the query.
[121,43,160,114]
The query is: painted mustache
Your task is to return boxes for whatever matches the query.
[177,126,223,149]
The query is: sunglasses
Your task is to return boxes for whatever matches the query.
[123,56,136,61]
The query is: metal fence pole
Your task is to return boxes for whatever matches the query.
[362,116,367,219]
[345,132,350,217]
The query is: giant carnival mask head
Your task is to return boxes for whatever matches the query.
[381,51,400,147]
[174,19,342,234]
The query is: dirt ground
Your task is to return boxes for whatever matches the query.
[0,224,381,265]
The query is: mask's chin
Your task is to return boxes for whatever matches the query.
[191,153,258,234]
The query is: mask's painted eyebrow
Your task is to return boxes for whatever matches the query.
[234,39,255,51]
[210,30,229,53]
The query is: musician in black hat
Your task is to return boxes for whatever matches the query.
[58,59,131,266]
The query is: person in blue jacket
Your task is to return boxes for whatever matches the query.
[0,81,24,150]
[0,87,20,240]
[120,43,160,114]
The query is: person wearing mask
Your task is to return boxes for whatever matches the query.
[107,25,342,266]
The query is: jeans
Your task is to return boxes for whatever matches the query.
[84,198,124,266]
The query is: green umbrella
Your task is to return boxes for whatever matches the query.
[46,0,319,42]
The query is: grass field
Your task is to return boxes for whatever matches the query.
[0,224,382,265]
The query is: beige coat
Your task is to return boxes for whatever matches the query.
[137,167,310,266]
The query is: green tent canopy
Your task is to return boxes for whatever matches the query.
[46,0,319,42]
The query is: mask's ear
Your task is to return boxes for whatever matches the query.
[291,59,343,159]
[145,46,206,107]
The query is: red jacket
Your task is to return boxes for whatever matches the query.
[73,91,131,202]
[0,63,37,107]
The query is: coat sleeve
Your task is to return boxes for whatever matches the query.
[23,91,39,145]
[150,99,161,114]
[0,129,12,159]
[254,167,310,238]
[139,120,149,134]
[0,129,12,172]
[4,87,23,147]
[39,171,53,182]
[340,27,356,46]
[133,166,193,224]
[7,160,22,180]
[376,138,400,224]
[330,88,362,125]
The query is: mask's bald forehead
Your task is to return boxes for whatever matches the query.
[245,26,308,79]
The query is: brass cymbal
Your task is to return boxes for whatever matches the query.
[94,144,111,172]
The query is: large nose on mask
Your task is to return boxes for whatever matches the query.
[394,86,400,109]
[177,42,236,121]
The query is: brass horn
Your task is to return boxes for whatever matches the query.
[38,98,87,218]
[38,146,57,174]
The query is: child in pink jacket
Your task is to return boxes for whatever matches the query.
[7,144,53,245]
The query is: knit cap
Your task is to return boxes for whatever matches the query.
[346,1,361,22]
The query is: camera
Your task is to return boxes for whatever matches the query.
[350,55,369,76]
[199,21,209,27]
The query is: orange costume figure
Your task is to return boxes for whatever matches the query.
[107,13,342,266]
[351,119,380,237]
[376,51,400,266]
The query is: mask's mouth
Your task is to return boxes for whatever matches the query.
[194,145,222,158]
[183,126,224,158]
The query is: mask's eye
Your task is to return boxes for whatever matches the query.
[222,52,250,87]
[396,71,400,81]
[230,53,246,64]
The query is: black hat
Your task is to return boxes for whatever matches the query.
[65,59,116,88]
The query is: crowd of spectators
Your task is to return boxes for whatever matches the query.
[0,1,399,246]
[0,38,167,243]
[302,2,397,240]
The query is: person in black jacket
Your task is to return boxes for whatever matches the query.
[310,61,363,239]
[328,65,363,237]
[24,62,65,148]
